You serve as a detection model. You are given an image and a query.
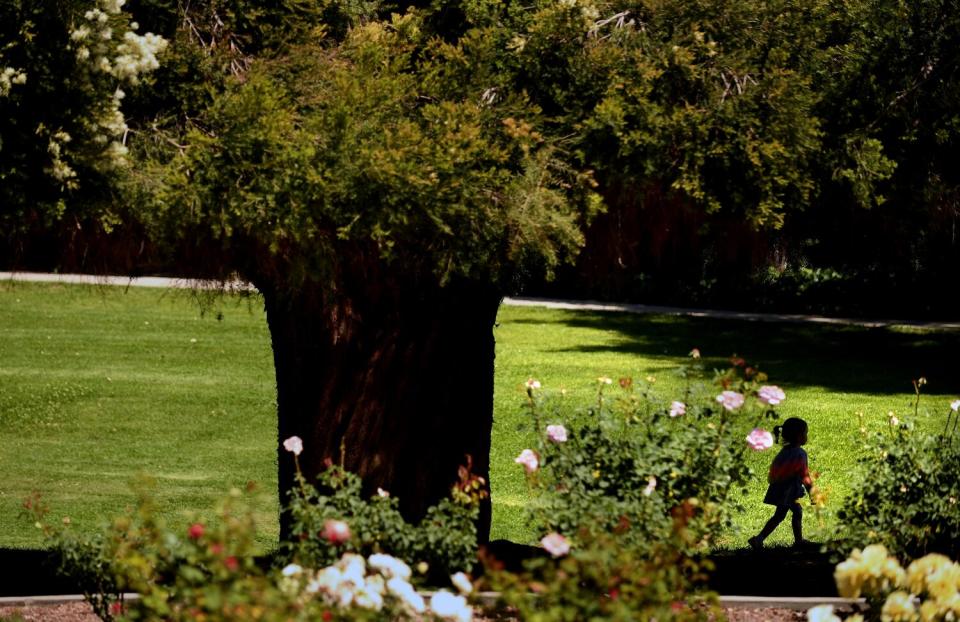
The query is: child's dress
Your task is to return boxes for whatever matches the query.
[763,445,810,506]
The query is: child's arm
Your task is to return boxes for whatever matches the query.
[801,451,813,491]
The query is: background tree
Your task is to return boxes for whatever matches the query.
[1,0,166,263]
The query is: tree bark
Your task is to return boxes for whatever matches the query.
[259,269,501,544]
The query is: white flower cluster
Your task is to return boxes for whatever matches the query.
[66,0,167,170]
[556,0,600,21]
[100,0,126,14]
[91,89,129,167]
[280,553,474,621]
[46,131,78,185]
[72,1,167,85]
[0,66,27,97]
[111,31,167,83]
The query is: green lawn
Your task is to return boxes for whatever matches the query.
[2,281,958,551]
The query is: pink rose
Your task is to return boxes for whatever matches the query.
[716,391,745,411]
[514,449,539,473]
[546,425,568,443]
[540,532,570,557]
[283,436,303,456]
[669,401,686,417]
[321,519,351,544]
[525,378,542,390]
[746,428,774,451]
[757,385,786,406]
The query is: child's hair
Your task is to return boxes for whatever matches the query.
[773,417,808,445]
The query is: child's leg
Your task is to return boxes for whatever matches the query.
[753,505,789,544]
[790,503,803,544]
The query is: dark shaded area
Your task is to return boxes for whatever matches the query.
[0,549,79,597]
[0,549,282,598]
[525,131,960,323]
[708,547,840,597]
[480,540,840,596]
[478,541,840,597]
[515,310,960,396]
[0,543,839,597]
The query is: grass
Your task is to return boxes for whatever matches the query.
[490,308,960,548]
[2,281,959,551]
[0,282,278,548]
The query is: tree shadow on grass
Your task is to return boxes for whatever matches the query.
[513,311,960,396]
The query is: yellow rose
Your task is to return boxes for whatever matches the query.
[905,554,952,595]
[925,562,960,602]
[835,555,865,597]
[940,592,960,616]
[918,600,943,622]
[880,590,918,622]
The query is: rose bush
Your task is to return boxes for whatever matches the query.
[27,438,481,621]
[512,356,787,554]
[484,355,788,619]
[836,394,960,560]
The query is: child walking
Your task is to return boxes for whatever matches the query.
[749,417,813,549]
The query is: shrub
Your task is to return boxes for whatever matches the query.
[836,395,960,560]
[26,440,482,621]
[484,356,789,620]
[283,462,481,579]
[488,528,720,621]
[516,356,786,553]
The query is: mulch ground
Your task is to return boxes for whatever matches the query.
[1,602,808,621]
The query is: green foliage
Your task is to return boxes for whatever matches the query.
[0,0,167,233]
[836,405,960,560]
[284,464,480,579]
[488,0,826,228]
[488,530,720,621]
[142,9,597,287]
[519,359,782,552]
[26,471,480,621]
[482,358,787,620]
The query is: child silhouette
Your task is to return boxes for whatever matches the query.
[749,417,813,550]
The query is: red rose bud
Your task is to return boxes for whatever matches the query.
[224,556,239,571]
[321,519,351,544]
[188,523,205,540]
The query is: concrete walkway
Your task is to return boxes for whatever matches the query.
[3,271,958,330]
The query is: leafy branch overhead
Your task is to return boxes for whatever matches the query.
[138,7,601,287]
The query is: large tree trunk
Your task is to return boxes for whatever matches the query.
[259,270,501,544]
